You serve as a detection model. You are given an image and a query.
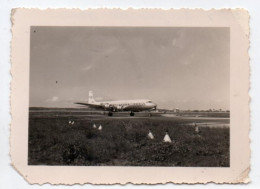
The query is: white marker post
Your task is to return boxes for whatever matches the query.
[93,123,96,128]
[98,125,102,130]
[147,130,154,139]
[193,122,199,134]
[195,125,200,134]
[163,132,172,143]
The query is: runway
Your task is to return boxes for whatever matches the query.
[29,109,230,128]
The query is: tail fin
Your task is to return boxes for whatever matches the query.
[88,91,96,103]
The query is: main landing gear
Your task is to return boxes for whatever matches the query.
[107,111,135,116]
[130,111,135,116]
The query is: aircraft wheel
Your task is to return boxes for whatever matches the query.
[130,112,135,116]
[108,112,113,116]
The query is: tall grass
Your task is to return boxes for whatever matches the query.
[28,116,229,167]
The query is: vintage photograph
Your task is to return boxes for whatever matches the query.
[10,9,250,184]
[28,26,230,167]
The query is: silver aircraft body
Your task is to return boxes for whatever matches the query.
[75,91,157,116]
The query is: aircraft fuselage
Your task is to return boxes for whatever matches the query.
[75,91,157,116]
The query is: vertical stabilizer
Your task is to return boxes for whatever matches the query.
[88,91,96,103]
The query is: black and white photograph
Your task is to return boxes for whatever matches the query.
[28,26,230,167]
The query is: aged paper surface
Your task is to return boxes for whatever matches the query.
[11,9,250,184]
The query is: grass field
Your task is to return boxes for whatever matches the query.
[28,110,230,167]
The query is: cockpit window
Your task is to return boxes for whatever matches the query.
[147,101,152,103]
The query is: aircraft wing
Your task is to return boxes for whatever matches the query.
[74,102,104,109]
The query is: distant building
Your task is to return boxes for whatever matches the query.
[172,108,180,113]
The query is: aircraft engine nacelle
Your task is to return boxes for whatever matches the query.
[103,104,110,110]
[103,104,117,111]
[116,106,124,111]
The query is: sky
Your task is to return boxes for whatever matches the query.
[29,26,229,110]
